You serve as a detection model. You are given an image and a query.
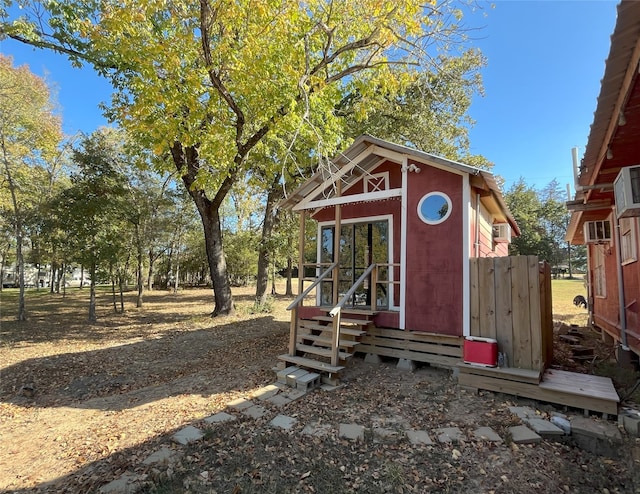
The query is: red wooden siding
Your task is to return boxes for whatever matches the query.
[405,160,463,335]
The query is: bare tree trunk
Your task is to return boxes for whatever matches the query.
[147,249,156,291]
[80,265,85,289]
[285,255,293,296]
[89,261,97,322]
[1,139,26,320]
[137,249,144,307]
[256,178,281,305]
[172,142,234,316]
[111,267,117,313]
[119,273,125,313]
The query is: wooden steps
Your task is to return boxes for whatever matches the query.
[299,333,361,350]
[299,322,366,337]
[278,354,344,374]
[295,344,352,360]
[283,311,374,376]
[458,365,619,415]
[313,315,372,327]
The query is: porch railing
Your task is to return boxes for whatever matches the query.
[328,263,377,366]
[286,262,337,355]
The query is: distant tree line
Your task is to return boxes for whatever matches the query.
[504,178,586,277]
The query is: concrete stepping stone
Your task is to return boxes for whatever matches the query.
[509,425,541,444]
[204,411,236,424]
[524,418,565,437]
[406,429,433,445]
[227,397,254,410]
[142,446,177,466]
[435,427,463,444]
[339,423,365,441]
[509,406,537,420]
[254,384,281,401]
[99,472,140,493]
[266,394,293,407]
[473,427,503,443]
[242,404,268,419]
[172,425,204,445]
[301,422,333,437]
[373,426,400,440]
[270,414,297,430]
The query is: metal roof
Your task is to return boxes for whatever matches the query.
[567,0,640,244]
[280,134,519,234]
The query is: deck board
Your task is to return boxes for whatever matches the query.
[458,367,619,415]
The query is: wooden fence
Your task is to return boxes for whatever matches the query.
[469,256,553,373]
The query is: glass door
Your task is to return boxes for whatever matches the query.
[319,220,389,308]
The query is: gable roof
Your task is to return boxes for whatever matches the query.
[567,0,640,243]
[280,134,519,234]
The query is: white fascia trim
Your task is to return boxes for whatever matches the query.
[399,156,408,330]
[294,188,401,211]
[317,214,398,310]
[462,174,471,337]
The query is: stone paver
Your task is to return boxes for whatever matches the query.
[406,429,433,445]
[266,393,293,407]
[373,427,400,440]
[473,427,502,443]
[571,416,622,442]
[142,446,177,465]
[270,414,298,430]
[551,416,571,434]
[204,411,237,424]
[509,425,541,444]
[508,406,537,420]
[571,416,623,457]
[99,472,140,494]
[227,397,254,410]
[280,388,307,400]
[339,423,365,441]
[253,384,281,401]
[435,427,463,444]
[301,422,333,437]
[243,404,268,419]
[525,418,565,437]
[172,425,204,445]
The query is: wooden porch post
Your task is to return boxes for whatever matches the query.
[289,211,306,356]
[332,181,342,306]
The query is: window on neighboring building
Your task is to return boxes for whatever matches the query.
[594,245,606,297]
[620,217,637,264]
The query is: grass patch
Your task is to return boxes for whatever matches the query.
[551,278,589,326]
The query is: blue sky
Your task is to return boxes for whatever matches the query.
[0,1,619,193]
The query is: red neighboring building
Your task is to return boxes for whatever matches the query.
[567,0,640,361]
[281,135,519,340]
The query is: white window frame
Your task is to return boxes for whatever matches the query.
[364,172,389,193]
[620,217,637,265]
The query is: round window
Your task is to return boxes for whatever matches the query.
[417,192,452,225]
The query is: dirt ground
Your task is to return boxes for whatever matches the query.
[1,287,639,493]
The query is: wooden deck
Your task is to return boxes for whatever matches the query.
[458,363,619,415]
